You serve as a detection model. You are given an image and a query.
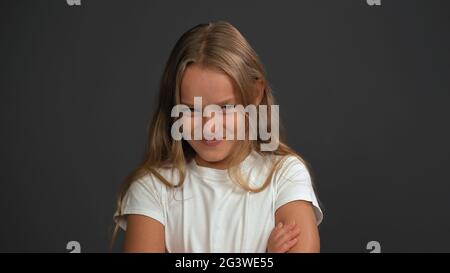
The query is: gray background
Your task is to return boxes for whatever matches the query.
[1,0,449,252]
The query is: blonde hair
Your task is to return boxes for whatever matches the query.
[111,21,316,248]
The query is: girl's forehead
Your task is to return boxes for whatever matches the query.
[180,64,236,105]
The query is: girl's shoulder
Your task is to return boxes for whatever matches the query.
[256,152,308,170]
[245,152,310,188]
[261,153,311,181]
[132,165,182,192]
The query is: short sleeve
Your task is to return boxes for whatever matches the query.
[113,175,166,230]
[274,156,323,225]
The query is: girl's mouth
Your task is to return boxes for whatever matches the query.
[201,139,222,147]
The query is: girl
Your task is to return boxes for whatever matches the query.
[113,21,323,253]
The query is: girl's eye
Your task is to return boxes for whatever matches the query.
[181,107,199,116]
[221,104,235,111]
[188,107,201,113]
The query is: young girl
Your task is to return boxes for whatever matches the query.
[113,21,323,253]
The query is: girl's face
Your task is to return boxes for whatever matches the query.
[180,64,239,169]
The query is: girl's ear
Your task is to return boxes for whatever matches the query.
[254,79,265,106]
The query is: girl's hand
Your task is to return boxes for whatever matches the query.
[266,221,301,253]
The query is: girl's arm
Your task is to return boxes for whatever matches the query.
[275,200,320,253]
[123,214,166,253]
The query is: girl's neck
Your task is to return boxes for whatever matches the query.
[194,155,229,170]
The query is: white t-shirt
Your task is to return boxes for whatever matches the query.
[114,151,323,253]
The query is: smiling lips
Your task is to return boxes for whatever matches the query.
[201,139,222,147]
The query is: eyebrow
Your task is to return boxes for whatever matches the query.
[180,98,235,107]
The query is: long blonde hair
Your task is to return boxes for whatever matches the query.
[111,21,317,247]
